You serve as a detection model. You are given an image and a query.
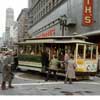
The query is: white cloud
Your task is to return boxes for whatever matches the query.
[0,0,28,37]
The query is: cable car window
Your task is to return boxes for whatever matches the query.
[86,45,91,59]
[92,46,96,59]
[78,45,84,59]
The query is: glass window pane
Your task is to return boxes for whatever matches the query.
[78,45,84,59]
[86,45,91,59]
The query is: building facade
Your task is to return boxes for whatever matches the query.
[28,0,100,37]
[10,22,18,43]
[5,8,14,42]
[27,0,100,53]
[17,8,29,42]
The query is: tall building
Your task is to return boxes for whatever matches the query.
[17,8,29,42]
[0,37,3,47]
[27,0,100,51]
[28,0,100,39]
[10,22,18,43]
[28,0,38,8]
[5,8,14,45]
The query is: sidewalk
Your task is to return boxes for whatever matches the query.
[0,73,100,95]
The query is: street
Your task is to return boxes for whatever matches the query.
[0,71,100,95]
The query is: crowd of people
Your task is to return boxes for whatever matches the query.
[41,49,77,84]
[0,50,18,90]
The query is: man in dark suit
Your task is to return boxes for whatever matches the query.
[41,49,49,72]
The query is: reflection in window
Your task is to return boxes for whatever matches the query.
[78,45,84,59]
[86,45,91,59]
[65,44,76,59]
[92,46,96,59]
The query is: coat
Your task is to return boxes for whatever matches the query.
[2,55,13,82]
[41,51,49,67]
[97,56,100,72]
[49,58,59,71]
[66,59,77,79]
[0,54,4,73]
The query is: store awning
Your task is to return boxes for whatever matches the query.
[82,30,100,36]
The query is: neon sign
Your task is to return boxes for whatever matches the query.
[36,28,55,38]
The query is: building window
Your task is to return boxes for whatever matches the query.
[39,12,41,19]
[43,0,45,6]
[39,3,40,10]
[43,8,45,15]
[46,5,49,13]
[52,0,55,6]
[49,2,52,11]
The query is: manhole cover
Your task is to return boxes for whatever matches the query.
[41,88,48,91]
[61,91,74,95]
[54,88,61,90]
[73,91,83,95]
[84,91,93,93]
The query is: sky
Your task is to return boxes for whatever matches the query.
[0,0,28,37]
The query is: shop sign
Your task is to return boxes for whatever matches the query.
[82,0,94,26]
[36,28,55,38]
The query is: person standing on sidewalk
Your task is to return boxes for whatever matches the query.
[45,54,59,81]
[0,51,4,73]
[41,48,49,72]
[12,51,18,72]
[97,55,100,73]
[1,51,14,90]
[64,54,77,84]
[64,51,69,83]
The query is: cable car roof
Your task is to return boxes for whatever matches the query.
[25,35,88,40]
[17,37,95,45]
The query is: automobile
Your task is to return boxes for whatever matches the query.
[0,47,8,52]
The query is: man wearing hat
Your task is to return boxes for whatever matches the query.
[1,51,14,90]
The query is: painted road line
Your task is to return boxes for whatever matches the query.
[0,81,100,86]
[12,81,100,86]
[77,81,100,85]
[15,74,36,81]
[0,82,64,86]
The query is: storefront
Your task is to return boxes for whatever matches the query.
[82,30,100,54]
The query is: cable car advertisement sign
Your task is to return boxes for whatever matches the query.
[82,0,94,26]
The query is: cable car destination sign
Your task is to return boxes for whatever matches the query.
[82,0,94,26]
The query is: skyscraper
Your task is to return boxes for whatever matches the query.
[5,8,14,43]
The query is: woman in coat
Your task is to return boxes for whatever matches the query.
[65,54,77,84]
[45,55,59,81]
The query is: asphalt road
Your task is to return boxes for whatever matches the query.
[0,72,100,95]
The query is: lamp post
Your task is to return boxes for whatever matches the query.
[59,15,67,36]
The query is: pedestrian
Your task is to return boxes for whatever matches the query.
[12,51,18,72]
[41,48,49,72]
[1,51,14,90]
[45,54,59,81]
[97,54,100,73]
[0,51,4,73]
[58,52,64,68]
[64,51,69,72]
[64,54,77,84]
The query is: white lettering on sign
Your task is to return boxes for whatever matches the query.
[82,0,94,26]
